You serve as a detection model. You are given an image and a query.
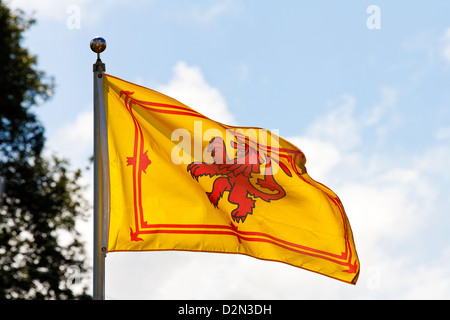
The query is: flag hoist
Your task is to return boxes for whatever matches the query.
[90,37,360,300]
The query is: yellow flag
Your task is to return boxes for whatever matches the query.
[101,74,359,284]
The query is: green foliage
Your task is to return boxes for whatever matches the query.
[0,2,91,299]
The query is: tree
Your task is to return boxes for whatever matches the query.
[0,2,91,299]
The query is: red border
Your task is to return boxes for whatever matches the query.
[107,74,358,281]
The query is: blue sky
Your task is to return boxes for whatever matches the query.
[7,0,450,299]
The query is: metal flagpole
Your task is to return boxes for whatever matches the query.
[91,37,106,300]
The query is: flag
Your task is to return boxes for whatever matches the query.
[99,74,359,284]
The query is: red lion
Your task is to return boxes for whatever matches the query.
[187,136,286,223]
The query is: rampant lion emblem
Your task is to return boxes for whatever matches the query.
[187,136,286,223]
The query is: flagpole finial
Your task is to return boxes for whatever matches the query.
[90,36,107,54]
[91,37,106,76]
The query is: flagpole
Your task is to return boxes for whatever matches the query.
[91,37,106,300]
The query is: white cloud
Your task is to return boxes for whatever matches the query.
[400,246,450,299]
[306,94,360,150]
[46,109,92,161]
[301,90,442,245]
[305,87,399,152]
[42,109,94,293]
[364,87,398,127]
[435,126,450,140]
[156,61,236,125]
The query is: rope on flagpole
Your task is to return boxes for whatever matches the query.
[91,36,106,300]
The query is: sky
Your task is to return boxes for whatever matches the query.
[6,0,450,299]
